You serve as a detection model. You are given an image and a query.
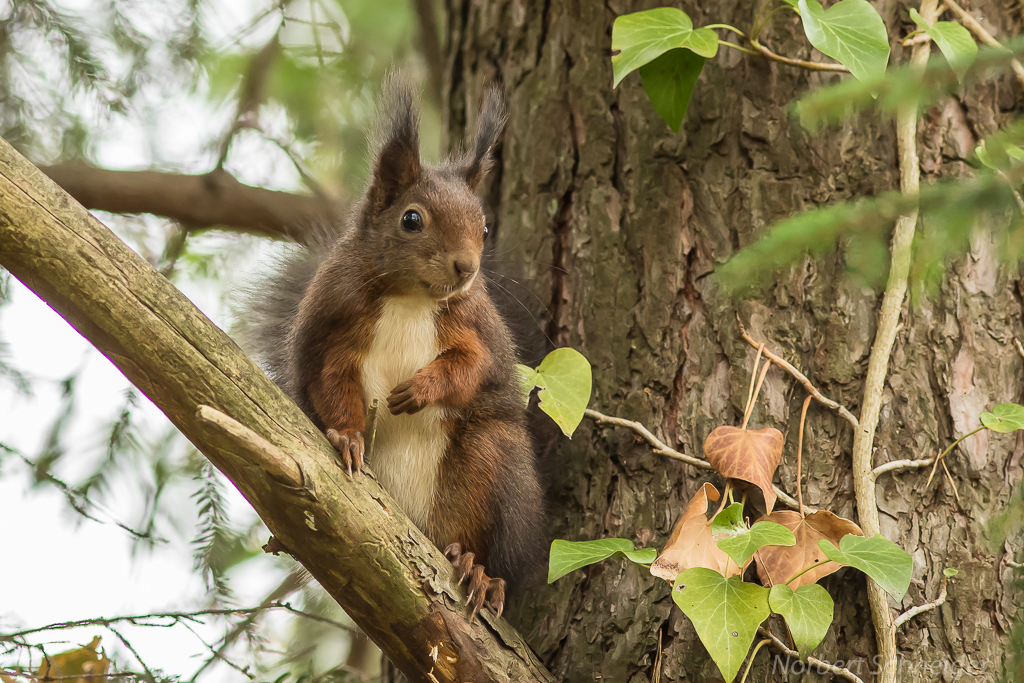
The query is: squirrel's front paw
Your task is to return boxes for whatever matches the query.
[325,428,364,476]
[387,371,433,415]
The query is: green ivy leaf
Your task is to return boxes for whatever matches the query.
[712,503,796,567]
[797,0,890,83]
[980,403,1024,433]
[769,584,834,658]
[611,8,718,87]
[520,348,592,437]
[548,538,656,583]
[818,534,913,600]
[515,364,538,404]
[943,567,959,577]
[910,9,978,82]
[673,568,770,681]
[639,48,705,133]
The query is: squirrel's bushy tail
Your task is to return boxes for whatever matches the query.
[235,226,340,403]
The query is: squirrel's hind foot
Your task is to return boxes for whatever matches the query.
[445,542,506,621]
[325,428,364,476]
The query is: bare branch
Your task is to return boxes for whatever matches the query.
[873,458,933,477]
[737,319,859,429]
[0,603,354,642]
[584,408,807,513]
[40,163,338,242]
[941,0,1024,91]
[853,4,939,679]
[187,570,308,683]
[758,627,866,683]
[197,405,303,488]
[893,577,948,628]
[216,36,282,170]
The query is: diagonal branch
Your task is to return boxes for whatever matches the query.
[0,136,551,683]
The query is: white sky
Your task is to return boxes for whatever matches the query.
[0,0,356,679]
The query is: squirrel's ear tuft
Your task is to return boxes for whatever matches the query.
[462,88,506,190]
[368,74,421,212]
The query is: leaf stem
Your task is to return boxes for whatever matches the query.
[744,343,766,419]
[739,639,772,683]
[796,395,812,518]
[749,35,850,72]
[738,320,859,428]
[784,559,829,587]
[925,425,985,487]
[741,358,773,429]
[719,40,761,56]
[704,23,747,36]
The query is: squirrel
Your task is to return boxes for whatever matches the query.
[241,76,545,618]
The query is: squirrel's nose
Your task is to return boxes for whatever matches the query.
[453,258,478,279]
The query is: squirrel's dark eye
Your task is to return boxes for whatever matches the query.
[483,225,490,238]
[401,210,423,233]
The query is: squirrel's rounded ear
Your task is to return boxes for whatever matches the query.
[368,75,422,212]
[463,89,506,191]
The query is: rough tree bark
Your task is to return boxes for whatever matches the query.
[446,0,1024,680]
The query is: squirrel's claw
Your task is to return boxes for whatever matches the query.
[325,428,364,476]
[444,543,506,620]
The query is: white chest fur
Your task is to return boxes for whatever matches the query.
[361,296,446,529]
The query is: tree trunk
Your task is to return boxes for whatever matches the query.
[445,0,1024,680]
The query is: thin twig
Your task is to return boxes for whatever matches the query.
[585,409,711,470]
[1,669,148,681]
[737,319,860,428]
[758,627,866,683]
[106,626,155,683]
[893,577,948,628]
[749,36,849,72]
[187,569,308,682]
[745,343,765,418]
[215,34,283,171]
[796,395,812,518]
[1014,337,1024,360]
[873,458,933,477]
[925,425,985,488]
[584,408,806,512]
[175,618,253,680]
[0,603,354,641]
[260,132,330,200]
[941,458,961,503]
[996,169,1024,212]
[941,0,1024,91]
[741,360,773,430]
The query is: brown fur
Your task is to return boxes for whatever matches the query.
[241,76,545,600]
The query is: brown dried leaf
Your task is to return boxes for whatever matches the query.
[704,426,784,513]
[753,510,864,588]
[650,482,742,582]
[35,636,109,683]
